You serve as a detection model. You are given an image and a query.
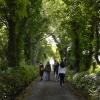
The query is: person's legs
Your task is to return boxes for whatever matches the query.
[59,73,63,86]
[54,70,57,80]
[62,74,65,84]
[40,71,43,80]
[54,69,55,75]
[43,71,48,80]
[41,71,44,80]
[57,73,60,81]
[55,71,59,81]
[48,72,51,80]
[46,72,49,80]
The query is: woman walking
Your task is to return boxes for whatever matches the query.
[44,61,51,81]
[58,61,66,87]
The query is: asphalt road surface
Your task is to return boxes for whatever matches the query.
[16,73,86,100]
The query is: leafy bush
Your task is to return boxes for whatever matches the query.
[66,69,75,81]
[66,69,100,100]
[0,65,38,100]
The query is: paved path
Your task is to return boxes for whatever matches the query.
[16,73,86,100]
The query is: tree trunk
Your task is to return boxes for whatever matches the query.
[84,19,95,70]
[73,33,80,72]
[95,23,100,64]
[6,0,17,67]
[7,18,17,67]
[24,32,33,65]
[71,21,80,72]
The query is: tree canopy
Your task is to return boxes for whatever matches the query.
[0,0,100,100]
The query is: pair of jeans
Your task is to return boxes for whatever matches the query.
[59,73,65,86]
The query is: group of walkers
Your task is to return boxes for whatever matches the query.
[39,61,51,81]
[39,60,66,87]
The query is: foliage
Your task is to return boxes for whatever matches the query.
[66,66,100,100]
[0,65,38,100]
[0,0,100,99]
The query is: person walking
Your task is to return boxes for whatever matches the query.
[58,61,66,87]
[39,63,44,81]
[45,61,51,81]
[54,60,59,81]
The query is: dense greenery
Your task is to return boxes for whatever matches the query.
[0,0,100,100]
[66,65,100,100]
[0,65,38,100]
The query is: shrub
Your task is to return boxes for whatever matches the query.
[66,69,100,100]
[0,65,38,100]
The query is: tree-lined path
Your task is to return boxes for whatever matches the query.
[0,0,100,99]
[16,73,85,100]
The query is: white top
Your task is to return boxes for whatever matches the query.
[58,66,66,74]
